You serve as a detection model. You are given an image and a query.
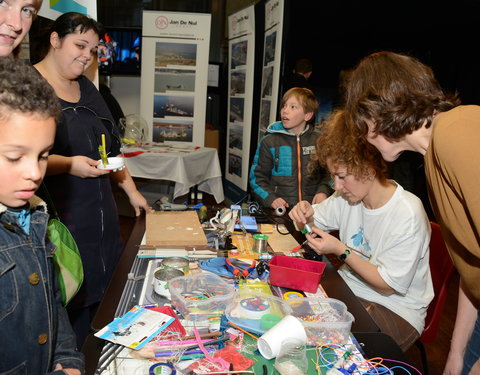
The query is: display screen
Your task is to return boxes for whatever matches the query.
[100,28,142,75]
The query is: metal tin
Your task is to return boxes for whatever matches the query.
[161,257,190,273]
[153,268,184,298]
[252,234,268,253]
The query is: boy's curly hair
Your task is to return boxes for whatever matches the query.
[0,57,60,122]
[313,109,389,181]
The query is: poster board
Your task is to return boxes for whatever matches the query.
[225,5,256,191]
[141,11,211,147]
[257,0,285,140]
[145,211,208,247]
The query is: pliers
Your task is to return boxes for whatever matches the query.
[225,258,257,281]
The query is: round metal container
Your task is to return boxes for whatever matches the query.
[253,234,268,253]
[161,257,190,273]
[153,268,184,298]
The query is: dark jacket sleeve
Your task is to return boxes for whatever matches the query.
[249,138,277,207]
[314,168,333,198]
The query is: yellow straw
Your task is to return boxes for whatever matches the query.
[101,134,107,167]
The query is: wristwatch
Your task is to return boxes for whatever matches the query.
[338,248,351,261]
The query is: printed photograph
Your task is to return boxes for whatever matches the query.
[229,97,244,123]
[153,95,194,118]
[228,152,242,177]
[259,99,271,130]
[230,70,246,96]
[261,66,273,97]
[154,68,196,93]
[264,31,276,65]
[228,124,243,151]
[231,40,248,69]
[155,42,197,67]
[153,119,193,142]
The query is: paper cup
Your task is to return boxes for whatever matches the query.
[257,315,307,359]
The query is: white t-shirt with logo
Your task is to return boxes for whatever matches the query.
[312,183,433,334]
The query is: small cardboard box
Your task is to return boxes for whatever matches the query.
[269,255,326,293]
[204,129,219,150]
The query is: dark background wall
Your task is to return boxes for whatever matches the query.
[282,0,480,105]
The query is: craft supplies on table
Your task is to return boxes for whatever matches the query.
[168,273,235,321]
[252,234,268,253]
[161,256,190,273]
[285,297,355,347]
[257,315,307,360]
[225,291,292,336]
[153,268,184,298]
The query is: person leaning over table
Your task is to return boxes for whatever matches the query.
[289,109,433,352]
[33,12,150,349]
[342,51,480,375]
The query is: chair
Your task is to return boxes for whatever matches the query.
[415,221,455,375]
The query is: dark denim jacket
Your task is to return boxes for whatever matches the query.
[0,196,84,374]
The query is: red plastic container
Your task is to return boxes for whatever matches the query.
[269,255,326,293]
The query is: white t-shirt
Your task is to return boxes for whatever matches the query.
[312,183,433,334]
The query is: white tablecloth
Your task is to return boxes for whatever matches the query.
[122,146,224,203]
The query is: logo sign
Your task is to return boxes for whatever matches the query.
[155,16,169,29]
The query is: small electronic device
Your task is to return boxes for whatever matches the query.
[231,204,259,232]
[155,196,187,211]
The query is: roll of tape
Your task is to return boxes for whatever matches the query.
[275,206,286,216]
[283,291,304,300]
[149,362,176,375]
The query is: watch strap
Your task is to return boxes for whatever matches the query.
[338,248,351,261]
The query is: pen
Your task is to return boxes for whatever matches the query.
[154,347,216,357]
[227,321,258,340]
[141,304,158,309]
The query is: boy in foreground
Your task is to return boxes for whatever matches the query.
[0,57,84,374]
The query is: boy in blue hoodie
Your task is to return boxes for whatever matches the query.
[250,87,332,211]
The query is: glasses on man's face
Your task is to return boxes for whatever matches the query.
[0,0,37,20]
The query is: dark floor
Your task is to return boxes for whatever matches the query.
[117,192,459,375]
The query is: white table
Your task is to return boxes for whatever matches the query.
[121,145,224,203]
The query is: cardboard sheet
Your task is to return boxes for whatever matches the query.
[267,224,300,252]
[146,211,208,247]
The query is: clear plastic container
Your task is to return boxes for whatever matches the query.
[168,273,235,321]
[285,297,354,346]
[225,291,293,335]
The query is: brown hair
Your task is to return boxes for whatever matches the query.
[294,58,312,74]
[34,12,104,62]
[313,109,389,181]
[281,87,318,124]
[344,51,460,140]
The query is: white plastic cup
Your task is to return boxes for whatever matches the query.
[257,315,307,359]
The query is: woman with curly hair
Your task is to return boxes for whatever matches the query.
[289,109,433,351]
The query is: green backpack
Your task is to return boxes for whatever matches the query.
[41,183,84,306]
[47,217,84,306]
